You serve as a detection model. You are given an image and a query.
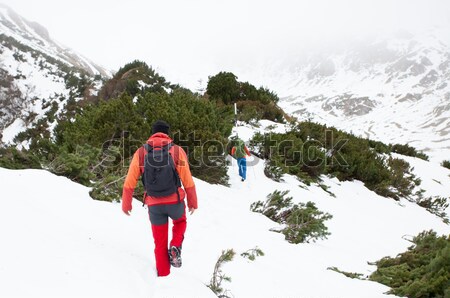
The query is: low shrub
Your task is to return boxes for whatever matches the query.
[370,230,450,298]
[251,190,333,243]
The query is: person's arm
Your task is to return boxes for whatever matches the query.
[175,146,198,213]
[121,149,142,215]
[244,146,251,156]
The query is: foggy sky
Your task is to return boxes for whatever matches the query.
[1,0,449,88]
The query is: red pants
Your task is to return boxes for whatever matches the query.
[149,203,186,276]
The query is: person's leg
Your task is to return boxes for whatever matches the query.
[151,223,170,276]
[166,202,186,268]
[238,158,246,180]
[237,158,244,179]
[167,202,186,248]
[149,205,170,276]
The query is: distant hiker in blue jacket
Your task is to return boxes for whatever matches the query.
[231,138,251,181]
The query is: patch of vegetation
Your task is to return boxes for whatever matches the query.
[249,121,420,201]
[319,183,336,197]
[0,34,100,161]
[441,160,450,170]
[327,266,365,280]
[235,100,284,123]
[0,64,27,130]
[13,51,26,62]
[240,247,264,261]
[0,146,41,169]
[369,230,450,298]
[97,60,172,101]
[207,249,236,298]
[251,190,333,243]
[416,196,449,224]
[0,34,93,93]
[52,85,233,200]
[1,57,236,202]
[206,71,284,123]
[390,143,429,161]
[264,161,284,182]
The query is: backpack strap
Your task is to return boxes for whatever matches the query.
[167,146,182,203]
[138,145,146,174]
[138,145,148,206]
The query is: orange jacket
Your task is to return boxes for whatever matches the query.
[122,133,198,213]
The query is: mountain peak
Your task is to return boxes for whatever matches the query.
[0,4,50,45]
[0,4,110,77]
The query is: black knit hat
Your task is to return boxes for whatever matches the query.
[152,120,170,135]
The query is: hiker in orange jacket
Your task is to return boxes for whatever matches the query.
[122,120,198,277]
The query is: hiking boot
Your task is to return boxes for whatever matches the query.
[168,246,182,268]
[241,178,245,182]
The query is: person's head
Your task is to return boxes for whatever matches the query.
[152,120,170,135]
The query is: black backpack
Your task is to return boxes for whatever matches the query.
[142,143,181,201]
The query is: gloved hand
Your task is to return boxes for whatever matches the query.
[122,200,132,216]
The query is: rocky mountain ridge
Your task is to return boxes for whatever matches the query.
[0,4,109,145]
[271,31,450,162]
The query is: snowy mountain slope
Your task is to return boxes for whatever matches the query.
[0,38,70,144]
[0,4,110,77]
[1,122,449,298]
[0,5,109,145]
[240,31,450,163]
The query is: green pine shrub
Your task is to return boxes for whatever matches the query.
[251,190,333,243]
[236,100,284,123]
[391,143,429,161]
[370,230,450,298]
[206,71,282,123]
[264,161,284,182]
[0,146,41,169]
[206,72,240,105]
[383,157,419,200]
[442,160,450,170]
[136,89,234,185]
[416,196,449,224]
[53,84,233,200]
[249,121,420,201]
[55,93,149,154]
[240,247,264,261]
[327,267,365,279]
[87,144,128,202]
[283,201,333,243]
[47,144,101,185]
[207,249,236,298]
[97,60,171,101]
[249,130,326,181]
[368,139,391,154]
[0,35,97,167]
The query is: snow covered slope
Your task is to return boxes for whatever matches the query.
[0,4,109,77]
[240,31,450,163]
[1,123,449,298]
[0,4,108,145]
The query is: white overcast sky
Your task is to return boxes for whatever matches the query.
[1,0,450,88]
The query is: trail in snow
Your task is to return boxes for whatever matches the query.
[0,122,449,298]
